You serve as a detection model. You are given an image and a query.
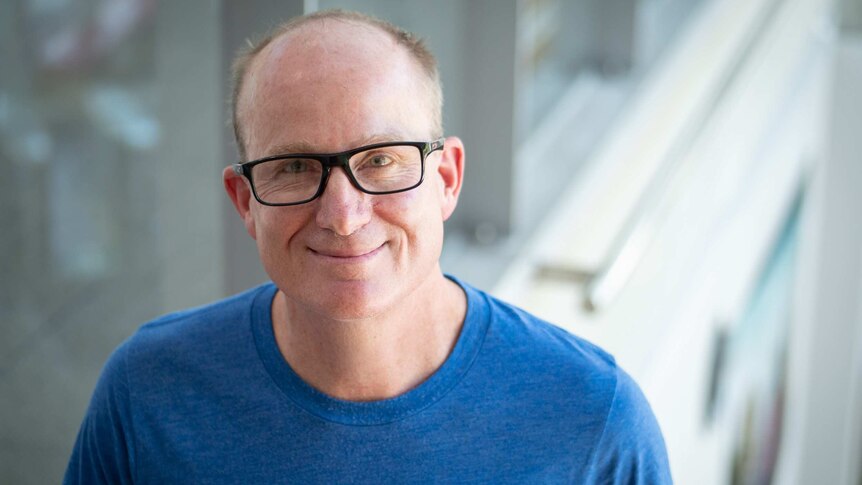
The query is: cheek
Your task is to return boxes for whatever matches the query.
[376,186,444,253]
[253,207,309,261]
[376,188,426,231]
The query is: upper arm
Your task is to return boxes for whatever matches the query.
[584,367,672,484]
[64,342,136,485]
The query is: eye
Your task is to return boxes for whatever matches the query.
[368,155,393,167]
[283,159,310,173]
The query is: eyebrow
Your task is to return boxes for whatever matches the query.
[263,132,413,157]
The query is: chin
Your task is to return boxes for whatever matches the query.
[306,278,394,321]
[320,305,382,321]
[318,297,389,321]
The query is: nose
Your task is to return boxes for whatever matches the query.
[315,167,372,236]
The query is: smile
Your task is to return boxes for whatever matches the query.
[309,243,385,262]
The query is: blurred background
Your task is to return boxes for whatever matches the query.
[1,0,860,483]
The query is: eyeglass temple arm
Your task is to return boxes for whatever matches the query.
[429,138,445,153]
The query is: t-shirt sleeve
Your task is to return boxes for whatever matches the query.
[584,366,672,484]
[64,342,136,485]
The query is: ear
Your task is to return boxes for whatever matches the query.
[223,166,258,240]
[436,136,465,221]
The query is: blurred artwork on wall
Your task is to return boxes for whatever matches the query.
[719,188,802,485]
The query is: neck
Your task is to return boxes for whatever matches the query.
[271,272,467,401]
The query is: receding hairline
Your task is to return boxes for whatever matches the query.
[230,10,443,161]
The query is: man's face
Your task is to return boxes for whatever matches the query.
[225,23,463,320]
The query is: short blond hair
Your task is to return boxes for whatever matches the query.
[230,9,443,161]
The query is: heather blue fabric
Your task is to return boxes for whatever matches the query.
[65,277,671,484]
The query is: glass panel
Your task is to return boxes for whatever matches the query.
[517,0,708,134]
[1,0,160,361]
[0,0,162,481]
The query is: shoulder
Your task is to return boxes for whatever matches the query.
[463,280,617,380]
[459,278,621,420]
[583,366,673,483]
[457,280,671,482]
[121,282,273,363]
[64,284,274,484]
[90,281,273,396]
[134,283,271,344]
[99,282,274,407]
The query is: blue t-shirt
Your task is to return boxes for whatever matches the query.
[65,278,671,484]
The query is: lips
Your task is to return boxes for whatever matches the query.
[309,243,385,259]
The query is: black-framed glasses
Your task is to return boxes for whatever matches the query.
[233,138,445,206]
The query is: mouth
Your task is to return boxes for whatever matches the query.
[309,243,385,262]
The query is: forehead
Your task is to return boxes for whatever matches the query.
[259,21,400,80]
[239,21,434,156]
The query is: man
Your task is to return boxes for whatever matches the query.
[66,9,671,484]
